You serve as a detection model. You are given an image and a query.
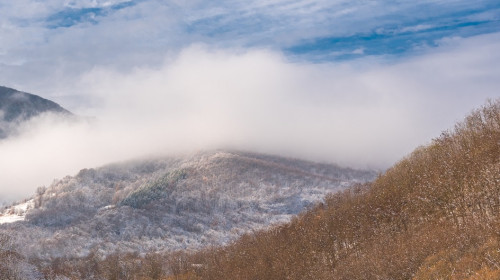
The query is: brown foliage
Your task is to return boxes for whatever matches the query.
[168,99,500,280]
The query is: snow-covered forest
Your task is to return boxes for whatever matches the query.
[0,150,375,277]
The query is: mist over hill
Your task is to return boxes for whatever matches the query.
[0,0,498,278]
[0,98,497,279]
[164,99,500,279]
[0,86,72,139]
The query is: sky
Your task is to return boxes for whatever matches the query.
[0,0,500,203]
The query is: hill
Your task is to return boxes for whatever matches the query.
[2,98,497,279]
[0,86,72,138]
[162,99,498,279]
[0,150,374,273]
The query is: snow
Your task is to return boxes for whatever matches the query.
[0,199,34,224]
[98,205,115,211]
[0,214,25,224]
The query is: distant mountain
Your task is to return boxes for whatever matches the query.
[0,150,375,262]
[0,86,72,138]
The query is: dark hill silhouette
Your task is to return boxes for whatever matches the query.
[0,86,72,138]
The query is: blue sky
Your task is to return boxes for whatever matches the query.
[2,1,499,69]
[0,0,500,201]
[38,1,500,59]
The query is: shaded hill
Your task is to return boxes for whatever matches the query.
[0,150,375,265]
[0,86,72,138]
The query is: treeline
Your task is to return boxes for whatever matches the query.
[1,99,499,279]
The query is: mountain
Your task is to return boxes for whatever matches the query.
[0,150,376,265]
[162,99,499,279]
[0,86,72,138]
[25,99,495,280]
[3,98,496,280]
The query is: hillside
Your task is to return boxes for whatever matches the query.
[0,150,374,268]
[1,98,497,279]
[159,99,498,279]
[0,86,71,138]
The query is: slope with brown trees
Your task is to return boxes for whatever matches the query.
[168,99,500,280]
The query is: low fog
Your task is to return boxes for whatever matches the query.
[1,33,499,203]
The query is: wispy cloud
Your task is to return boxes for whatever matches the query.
[45,1,135,28]
[0,1,498,96]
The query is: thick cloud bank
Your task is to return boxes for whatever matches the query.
[1,33,500,203]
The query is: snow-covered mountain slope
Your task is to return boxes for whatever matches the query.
[0,150,376,260]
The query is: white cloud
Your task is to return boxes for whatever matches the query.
[1,0,496,99]
[399,24,433,33]
[0,33,499,203]
[0,1,499,204]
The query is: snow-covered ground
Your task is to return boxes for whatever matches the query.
[0,199,34,224]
